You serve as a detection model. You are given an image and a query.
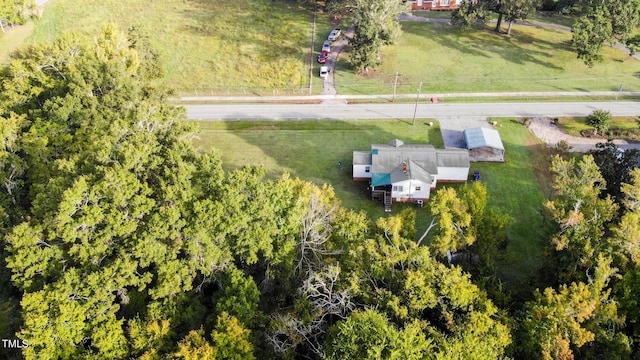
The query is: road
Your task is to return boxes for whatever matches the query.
[185,102,640,120]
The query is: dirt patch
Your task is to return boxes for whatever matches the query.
[579,128,640,141]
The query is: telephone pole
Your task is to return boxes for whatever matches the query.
[412,82,422,126]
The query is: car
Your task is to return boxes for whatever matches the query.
[319,66,329,79]
[322,40,331,53]
[328,28,341,41]
[321,50,328,56]
[317,54,327,64]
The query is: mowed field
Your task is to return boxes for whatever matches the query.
[27,0,317,94]
[335,21,640,95]
[192,119,550,290]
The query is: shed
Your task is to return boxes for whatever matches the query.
[463,127,505,162]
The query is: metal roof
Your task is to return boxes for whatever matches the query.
[352,151,372,165]
[436,148,472,168]
[463,127,504,151]
[368,141,469,186]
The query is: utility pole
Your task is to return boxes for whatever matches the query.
[392,72,399,102]
[412,82,422,126]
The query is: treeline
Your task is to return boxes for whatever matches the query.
[1,25,640,360]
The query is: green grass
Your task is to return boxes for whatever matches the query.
[336,21,640,95]
[25,0,323,95]
[191,118,550,291]
[558,116,640,136]
[192,119,442,214]
[0,21,34,64]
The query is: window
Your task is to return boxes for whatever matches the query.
[397,186,403,192]
[415,186,421,191]
[365,166,371,173]
[393,186,397,191]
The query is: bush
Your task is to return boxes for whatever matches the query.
[586,109,612,135]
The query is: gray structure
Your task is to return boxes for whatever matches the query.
[463,127,505,162]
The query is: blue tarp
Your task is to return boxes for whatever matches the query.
[371,173,391,187]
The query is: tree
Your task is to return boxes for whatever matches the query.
[571,0,640,66]
[0,0,35,30]
[349,0,403,73]
[521,255,626,359]
[419,187,474,256]
[589,141,640,205]
[324,308,433,360]
[544,155,618,272]
[496,0,541,35]
[586,109,612,136]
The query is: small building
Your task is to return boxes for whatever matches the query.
[463,127,505,162]
[353,140,470,210]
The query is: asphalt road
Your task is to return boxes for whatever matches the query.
[185,102,640,120]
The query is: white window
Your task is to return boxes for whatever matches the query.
[365,166,371,173]
[440,0,451,5]
[397,186,403,192]
[393,186,397,191]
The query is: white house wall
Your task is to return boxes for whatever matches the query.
[436,167,469,182]
[353,164,372,180]
[391,179,431,201]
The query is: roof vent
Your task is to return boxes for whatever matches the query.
[389,139,404,147]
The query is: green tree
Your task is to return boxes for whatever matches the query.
[349,0,403,73]
[496,0,541,35]
[419,187,474,256]
[0,0,35,29]
[586,109,612,136]
[589,141,640,205]
[544,155,618,273]
[571,0,640,66]
[521,255,626,359]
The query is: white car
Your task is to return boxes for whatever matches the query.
[319,66,329,79]
[322,40,331,53]
[328,28,341,41]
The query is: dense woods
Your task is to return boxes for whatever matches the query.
[1,25,640,359]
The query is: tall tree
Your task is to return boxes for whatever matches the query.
[544,155,618,274]
[521,255,626,359]
[349,0,403,73]
[572,0,640,66]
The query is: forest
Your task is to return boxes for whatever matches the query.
[1,25,640,360]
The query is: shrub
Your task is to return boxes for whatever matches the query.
[586,109,612,136]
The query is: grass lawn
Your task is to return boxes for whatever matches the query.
[24,0,325,95]
[0,22,34,64]
[558,116,640,136]
[191,118,550,292]
[335,21,640,95]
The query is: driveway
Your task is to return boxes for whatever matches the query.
[437,116,491,149]
[321,27,354,105]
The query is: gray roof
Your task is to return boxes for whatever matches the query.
[389,160,434,185]
[436,148,471,168]
[464,127,504,151]
[369,141,469,186]
[352,151,372,165]
[371,143,438,175]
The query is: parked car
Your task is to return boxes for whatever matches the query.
[322,40,331,53]
[321,50,328,56]
[317,54,327,64]
[328,28,341,41]
[319,66,329,78]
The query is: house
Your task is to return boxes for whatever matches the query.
[353,139,470,209]
[463,127,505,162]
[410,0,462,11]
